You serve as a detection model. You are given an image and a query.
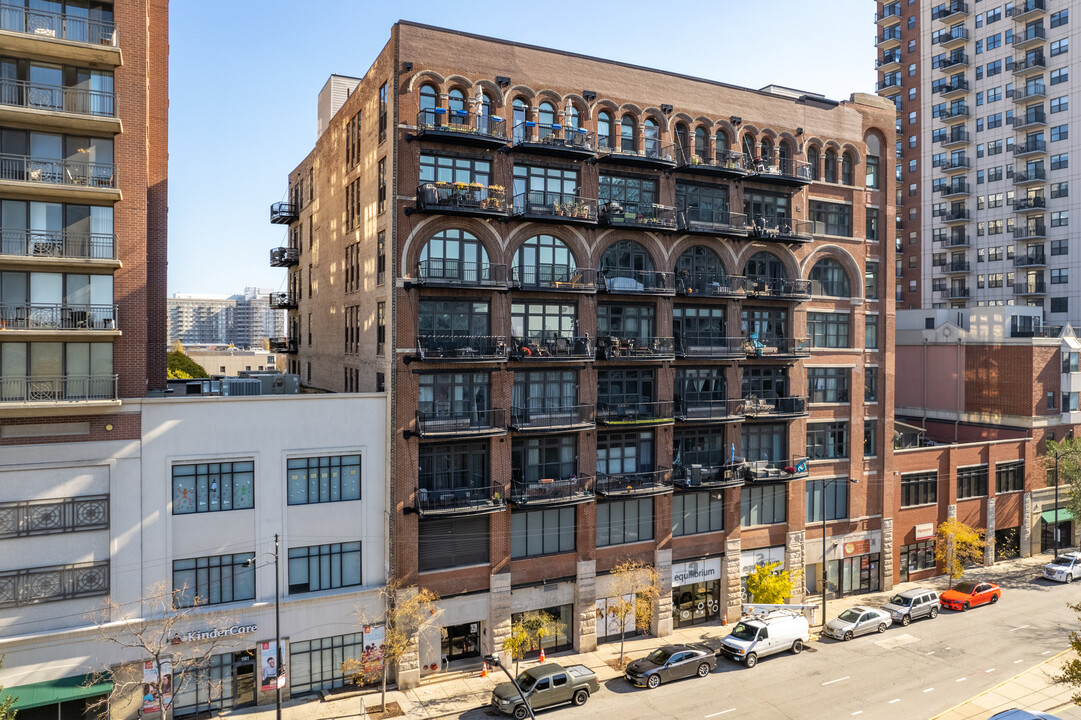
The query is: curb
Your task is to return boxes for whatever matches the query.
[926,649,1071,720]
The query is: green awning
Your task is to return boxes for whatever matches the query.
[1041,508,1075,525]
[9,674,112,710]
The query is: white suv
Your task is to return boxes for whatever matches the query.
[1043,552,1081,583]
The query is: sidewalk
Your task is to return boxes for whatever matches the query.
[929,650,1081,720]
[224,552,1065,720]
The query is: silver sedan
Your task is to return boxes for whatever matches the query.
[824,606,892,641]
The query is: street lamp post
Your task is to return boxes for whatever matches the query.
[483,654,536,720]
[821,478,858,626]
[245,535,282,720]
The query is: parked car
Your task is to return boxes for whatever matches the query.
[824,606,892,640]
[881,588,940,626]
[490,663,599,719]
[1043,552,1081,583]
[720,610,809,668]
[988,710,1065,719]
[624,644,717,688]
[940,581,1001,611]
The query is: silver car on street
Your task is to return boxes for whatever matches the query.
[824,605,892,640]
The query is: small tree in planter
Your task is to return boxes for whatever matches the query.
[603,560,661,667]
[501,611,564,675]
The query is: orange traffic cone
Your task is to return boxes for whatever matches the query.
[539,647,546,663]
[722,613,728,626]
[480,662,488,678]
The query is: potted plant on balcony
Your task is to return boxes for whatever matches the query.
[488,184,504,203]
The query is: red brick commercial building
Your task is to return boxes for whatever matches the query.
[268,21,896,683]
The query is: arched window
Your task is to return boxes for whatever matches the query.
[644,117,660,157]
[760,138,774,165]
[676,246,726,294]
[538,101,556,140]
[621,115,636,152]
[598,111,613,149]
[513,234,578,289]
[742,134,756,161]
[448,88,466,128]
[744,251,786,281]
[419,229,491,283]
[807,146,820,180]
[600,239,658,290]
[419,84,438,116]
[674,123,689,157]
[865,134,881,189]
[478,91,494,135]
[778,140,793,174]
[694,127,709,160]
[513,98,528,143]
[841,151,855,185]
[811,258,852,297]
[716,130,730,151]
[824,149,838,183]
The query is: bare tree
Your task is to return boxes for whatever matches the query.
[86,582,247,720]
[603,560,661,666]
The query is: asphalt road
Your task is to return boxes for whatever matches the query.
[468,565,1081,720]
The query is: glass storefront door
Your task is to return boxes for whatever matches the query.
[672,580,720,627]
[233,651,256,707]
[1042,519,1073,553]
[441,622,481,662]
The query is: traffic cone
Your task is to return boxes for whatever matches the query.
[480,662,488,678]
[722,613,728,626]
[539,647,546,663]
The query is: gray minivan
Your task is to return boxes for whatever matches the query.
[881,588,940,626]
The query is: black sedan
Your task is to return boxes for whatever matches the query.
[624,644,717,688]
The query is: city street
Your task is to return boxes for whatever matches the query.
[463,567,1081,720]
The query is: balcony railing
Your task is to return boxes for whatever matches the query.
[0,494,109,538]
[267,292,297,309]
[745,277,813,299]
[744,336,811,358]
[674,398,745,423]
[510,476,595,507]
[414,406,506,437]
[0,303,115,330]
[512,122,595,155]
[749,217,814,243]
[597,400,675,425]
[1012,26,1046,47]
[752,157,813,185]
[943,209,970,222]
[743,458,810,482]
[676,273,747,298]
[0,560,109,607]
[677,207,749,236]
[270,202,298,224]
[512,191,597,223]
[741,395,808,418]
[937,287,970,299]
[415,109,507,144]
[415,259,510,288]
[598,269,676,295]
[1009,0,1046,19]
[878,27,902,44]
[0,79,115,117]
[940,106,971,120]
[876,77,902,93]
[0,154,116,189]
[512,265,597,292]
[932,2,969,20]
[1014,84,1047,103]
[877,5,902,23]
[0,374,117,403]
[415,481,505,516]
[596,336,675,361]
[1014,196,1046,211]
[416,335,508,362]
[1014,280,1047,295]
[1014,250,1046,266]
[1012,55,1047,75]
[416,183,508,217]
[939,53,970,69]
[0,229,115,260]
[939,233,971,247]
[940,130,971,147]
[597,137,677,167]
[1011,320,1061,338]
[674,334,744,359]
[510,334,594,361]
[269,246,299,267]
[678,148,752,176]
[268,337,298,353]
[599,201,677,230]
[509,402,595,431]
[0,4,118,46]
[1014,224,1047,240]
[673,461,745,489]
[938,182,970,197]
[938,79,971,98]
[933,29,971,46]
[596,468,673,497]
[1013,168,1046,184]
[876,51,902,69]
[946,260,971,272]
[940,157,971,171]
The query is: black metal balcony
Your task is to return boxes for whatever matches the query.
[0,495,110,537]
[939,105,971,121]
[750,157,813,186]
[0,303,115,331]
[510,476,595,508]
[596,468,673,497]
[1014,249,1046,267]
[673,461,745,490]
[943,233,971,247]
[598,269,676,295]
[677,148,753,178]
[599,201,677,231]
[414,481,506,517]
[1014,196,1046,211]
[270,202,297,225]
[876,4,902,24]
[512,191,597,225]
[940,130,971,148]
[876,51,902,71]
[943,209,971,223]
[937,287,970,300]
[934,29,971,49]
[512,265,597,293]
[946,260,971,273]
[511,122,596,158]
[1014,280,1047,295]
[0,4,117,46]
[876,77,902,95]
[268,292,297,309]
[675,334,745,359]
[749,217,814,243]
[268,337,298,353]
[938,181,971,197]
[1009,0,1046,20]
[0,153,116,189]
[878,26,902,45]
[596,336,675,361]
[744,277,813,299]
[0,79,115,117]
[0,228,115,260]
[743,336,811,359]
[510,334,594,361]
[677,207,750,237]
[1012,26,1046,49]
[509,403,595,432]
[676,273,748,298]
[414,109,508,147]
[415,335,508,362]
[743,458,810,482]
[674,398,745,423]
[270,246,299,267]
[1014,85,1047,104]
[0,374,117,404]
[939,53,971,70]
[742,395,808,419]
[1014,224,1047,240]
[412,406,507,438]
[932,2,969,20]
[937,79,971,99]
[939,156,971,172]
[415,183,508,218]
[1012,55,1047,76]
[413,260,510,289]
[1013,167,1046,185]
[597,400,675,426]
[597,138,677,168]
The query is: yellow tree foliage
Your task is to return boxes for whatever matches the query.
[502,610,564,674]
[745,561,802,605]
[934,517,986,587]
[604,559,661,666]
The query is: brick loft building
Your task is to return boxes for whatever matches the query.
[267,21,896,683]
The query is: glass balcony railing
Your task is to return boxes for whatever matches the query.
[1014,280,1047,295]
[0,154,116,189]
[0,79,115,117]
[598,268,676,295]
[674,334,745,358]
[1014,224,1047,239]
[510,334,593,361]
[509,402,595,431]
[0,303,115,330]
[414,405,506,437]
[416,335,508,362]
[512,190,597,223]
[0,228,115,260]
[415,480,505,516]
[415,259,509,288]
[0,4,117,46]
[674,398,745,422]
[596,336,675,360]
[512,265,597,292]
[1014,249,1046,266]
[676,273,747,297]
[0,374,117,403]
[510,475,595,507]
[596,468,673,496]
[1013,167,1046,184]
[596,400,675,425]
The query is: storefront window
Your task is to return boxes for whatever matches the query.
[510,604,573,656]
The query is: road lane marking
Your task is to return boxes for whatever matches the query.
[821,676,850,686]
[1043,651,1052,655]
[1010,625,1031,632]
[852,712,863,716]
[1014,659,1024,664]
[927,651,935,655]
[924,688,934,693]
[986,668,996,673]
[704,710,735,718]
[956,677,967,682]
[888,699,901,704]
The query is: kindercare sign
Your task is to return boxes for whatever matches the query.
[672,558,722,587]
[172,623,258,644]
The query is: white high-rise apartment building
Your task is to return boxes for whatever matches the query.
[878,0,1079,325]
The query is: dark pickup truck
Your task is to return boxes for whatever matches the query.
[490,662,600,718]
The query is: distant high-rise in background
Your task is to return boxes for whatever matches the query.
[167,287,285,347]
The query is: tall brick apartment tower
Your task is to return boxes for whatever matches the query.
[270,21,895,685]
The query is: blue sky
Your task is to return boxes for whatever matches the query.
[167,0,877,294]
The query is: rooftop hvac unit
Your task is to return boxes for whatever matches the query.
[250,373,299,395]
[220,378,262,396]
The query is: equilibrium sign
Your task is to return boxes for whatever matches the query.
[172,623,258,644]
[672,558,722,587]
